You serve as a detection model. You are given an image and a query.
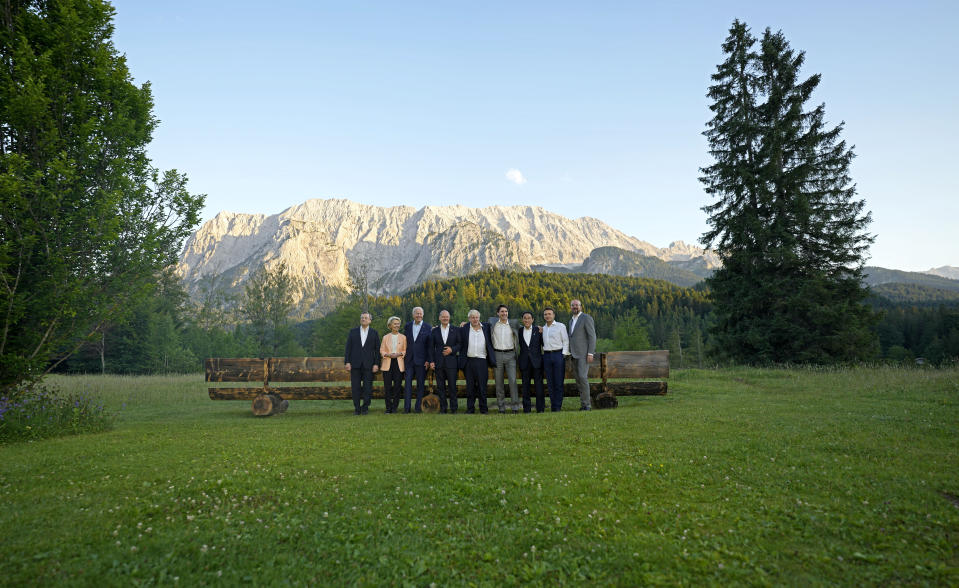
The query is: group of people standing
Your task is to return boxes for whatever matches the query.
[344,300,597,415]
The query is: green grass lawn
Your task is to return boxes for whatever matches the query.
[1,367,957,586]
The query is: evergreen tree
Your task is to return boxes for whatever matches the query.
[700,21,875,363]
[667,327,683,368]
[240,262,298,357]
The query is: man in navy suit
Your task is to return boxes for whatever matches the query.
[344,312,380,415]
[429,309,462,413]
[459,309,495,414]
[403,306,432,413]
[517,311,546,413]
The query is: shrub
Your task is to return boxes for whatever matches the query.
[0,384,115,442]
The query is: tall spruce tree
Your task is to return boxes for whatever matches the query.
[700,21,875,363]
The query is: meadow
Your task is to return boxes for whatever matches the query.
[0,367,956,586]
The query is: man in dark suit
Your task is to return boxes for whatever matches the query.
[517,311,546,413]
[429,309,462,413]
[459,309,495,414]
[568,299,597,411]
[344,311,380,415]
[403,306,432,413]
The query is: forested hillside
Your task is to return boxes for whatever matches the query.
[308,269,713,365]
[53,270,959,374]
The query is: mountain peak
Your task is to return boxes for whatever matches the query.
[177,199,718,317]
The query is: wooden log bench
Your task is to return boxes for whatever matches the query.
[206,350,668,416]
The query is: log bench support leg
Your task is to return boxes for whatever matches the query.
[252,392,289,417]
[594,352,618,409]
[252,360,290,416]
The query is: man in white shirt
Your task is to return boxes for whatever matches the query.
[489,304,521,413]
[541,307,570,412]
[460,309,494,414]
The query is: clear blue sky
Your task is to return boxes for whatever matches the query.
[110,0,958,272]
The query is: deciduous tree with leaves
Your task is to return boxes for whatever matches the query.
[0,0,204,391]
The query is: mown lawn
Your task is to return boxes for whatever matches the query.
[1,367,957,586]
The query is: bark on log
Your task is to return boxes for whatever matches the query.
[211,380,666,401]
[603,351,669,379]
[206,353,667,385]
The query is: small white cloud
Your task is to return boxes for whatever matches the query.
[505,168,527,185]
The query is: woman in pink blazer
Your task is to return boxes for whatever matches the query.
[379,316,407,413]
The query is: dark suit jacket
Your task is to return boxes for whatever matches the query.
[517,326,544,371]
[344,327,380,370]
[458,323,496,368]
[404,321,433,365]
[430,324,462,370]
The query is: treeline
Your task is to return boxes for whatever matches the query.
[872,303,959,364]
[52,269,959,375]
[309,269,714,368]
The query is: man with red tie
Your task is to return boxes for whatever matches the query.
[403,306,432,413]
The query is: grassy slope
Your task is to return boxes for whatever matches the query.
[1,368,957,586]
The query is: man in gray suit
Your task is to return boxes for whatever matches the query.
[489,304,521,413]
[567,299,596,411]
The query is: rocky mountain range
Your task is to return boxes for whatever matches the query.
[176,198,719,317]
[176,198,958,317]
[924,266,959,281]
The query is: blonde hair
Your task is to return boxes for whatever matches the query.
[386,316,402,328]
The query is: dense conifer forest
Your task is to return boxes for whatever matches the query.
[52,270,959,374]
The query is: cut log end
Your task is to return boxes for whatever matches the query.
[594,391,619,409]
[252,393,289,417]
[421,394,440,413]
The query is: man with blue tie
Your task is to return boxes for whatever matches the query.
[429,309,462,413]
[403,306,432,413]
